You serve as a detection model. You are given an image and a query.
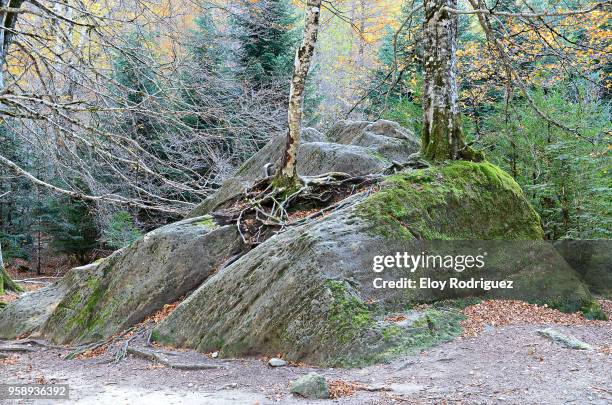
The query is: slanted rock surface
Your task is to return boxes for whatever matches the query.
[555,240,612,298]
[0,120,597,368]
[0,263,98,339]
[0,216,242,344]
[188,120,420,218]
[153,161,592,367]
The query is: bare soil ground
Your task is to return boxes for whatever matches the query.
[1,322,610,405]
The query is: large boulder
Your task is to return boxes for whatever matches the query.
[188,121,420,218]
[554,240,612,298]
[0,216,243,344]
[0,120,597,368]
[0,263,98,339]
[153,161,592,367]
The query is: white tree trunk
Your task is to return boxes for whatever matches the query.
[421,0,481,161]
[0,241,4,271]
[276,0,322,187]
[0,193,21,293]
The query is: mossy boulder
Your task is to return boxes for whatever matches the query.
[2,120,596,367]
[554,240,612,298]
[0,263,98,339]
[290,372,330,399]
[358,160,544,240]
[1,265,23,296]
[0,216,243,344]
[153,161,591,367]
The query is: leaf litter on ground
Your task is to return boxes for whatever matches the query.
[461,299,610,338]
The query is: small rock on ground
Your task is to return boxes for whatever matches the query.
[268,358,287,367]
[290,372,330,399]
[537,328,593,350]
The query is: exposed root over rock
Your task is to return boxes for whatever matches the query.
[211,172,382,245]
[126,346,223,370]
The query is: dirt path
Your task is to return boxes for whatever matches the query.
[1,323,610,404]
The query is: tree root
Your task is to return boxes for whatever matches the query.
[5,339,66,350]
[458,145,485,162]
[64,341,108,360]
[0,344,37,353]
[63,324,145,360]
[211,172,381,246]
[126,346,223,370]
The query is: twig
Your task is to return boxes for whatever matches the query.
[14,279,51,285]
[590,386,612,395]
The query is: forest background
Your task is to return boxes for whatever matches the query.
[0,0,609,275]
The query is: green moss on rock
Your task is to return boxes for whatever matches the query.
[1,266,23,294]
[192,215,218,229]
[326,280,373,343]
[540,297,608,321]
[357,161,544,240]
[150,329,178,346]
[330,308,464,367]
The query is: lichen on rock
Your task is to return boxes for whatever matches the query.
[151,160,590,367]
[0,216,243,343]
[0,120,599,369]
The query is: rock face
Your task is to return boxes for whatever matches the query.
[0,120,597,367]
[152,161,592,367]
[188,120,420,218]
[0,263,98,339]
[0,216,243,343]
[554,240,612,299]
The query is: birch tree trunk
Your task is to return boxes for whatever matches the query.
[421,0,482,162]
[0,242,5,294]
[275,0,322,188]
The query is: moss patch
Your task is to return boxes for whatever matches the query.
[540,297,608,321]
[1,266,23,294]
[192,215,218,229]
[326,280,373,343]
[150,329,180,346]
[357,161,543,240]
[329,308,464,367]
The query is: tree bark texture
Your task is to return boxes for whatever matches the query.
[0,242,22,294]
[0,0,25,89]
[276,0,322,187]
[421,0,480,161]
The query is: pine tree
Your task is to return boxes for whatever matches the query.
[111,31,167,150]
[233,0,298,86]
[43,197,99,265]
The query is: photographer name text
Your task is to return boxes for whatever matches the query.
[371,252,513,291]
